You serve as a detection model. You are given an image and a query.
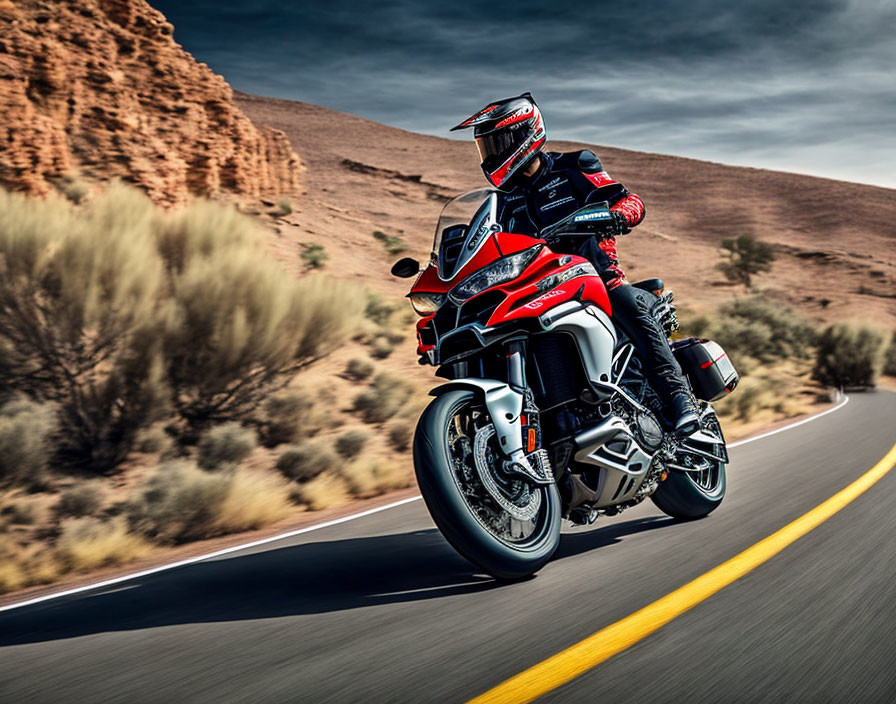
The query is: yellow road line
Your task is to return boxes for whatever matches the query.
[467,440,896,704]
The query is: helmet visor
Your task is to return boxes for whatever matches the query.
[475,125,528,170]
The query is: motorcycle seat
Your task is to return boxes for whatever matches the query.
[631,278,664,295]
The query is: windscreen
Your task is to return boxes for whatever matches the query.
[431,189,498,281]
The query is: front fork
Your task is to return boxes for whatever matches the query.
[503,341,552,485]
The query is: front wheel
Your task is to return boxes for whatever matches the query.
[413,390,561,580]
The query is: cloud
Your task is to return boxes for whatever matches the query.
[153,0,896,187]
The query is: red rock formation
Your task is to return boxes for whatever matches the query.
[0,0,301,205]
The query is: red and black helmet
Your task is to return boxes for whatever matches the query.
[451,92,546,190]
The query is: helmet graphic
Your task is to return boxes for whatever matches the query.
[451,92,546,189]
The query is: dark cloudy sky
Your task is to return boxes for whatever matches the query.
[153,0,895,188]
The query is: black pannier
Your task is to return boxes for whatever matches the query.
[671,338,739,402]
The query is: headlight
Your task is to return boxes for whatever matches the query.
[535,262,598,292]
[449,246,541,303]
[408,292,446,316]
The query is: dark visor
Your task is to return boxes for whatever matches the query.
[475,125,527,166]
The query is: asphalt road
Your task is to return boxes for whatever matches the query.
[2,391,895,704]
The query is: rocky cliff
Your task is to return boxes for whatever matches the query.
[0,0,301,205]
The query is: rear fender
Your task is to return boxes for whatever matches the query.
[430,379,524,457]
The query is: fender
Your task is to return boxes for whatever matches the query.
[430,379,523,457]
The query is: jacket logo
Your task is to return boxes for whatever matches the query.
[538,177,564,192]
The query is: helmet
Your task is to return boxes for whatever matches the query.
[451,92,546,189]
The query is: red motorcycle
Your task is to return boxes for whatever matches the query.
[392,189,738,579]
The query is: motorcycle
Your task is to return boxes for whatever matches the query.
[391,189,739,579]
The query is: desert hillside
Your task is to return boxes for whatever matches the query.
[0,0,301,204]
[236,92,896,328]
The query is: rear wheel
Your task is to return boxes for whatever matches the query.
[413,390,561,579]
[651,412,727,519]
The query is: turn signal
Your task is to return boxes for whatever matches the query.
[527,428,537,453]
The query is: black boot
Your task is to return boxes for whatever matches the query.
[669,393,699,435]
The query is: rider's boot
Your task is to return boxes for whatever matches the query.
[669,392,699,435]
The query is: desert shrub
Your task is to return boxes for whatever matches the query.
[128,461,289,544]
[56,174,91,204]
[197,422,257,470]
[127,461,230,543]
[716,235,776,288]
[213,469,291,533]
[354,373,413,424]
[55,517,149,572]
[369,336,394,359]
[372,230,407,255]
[680,297,815,369]
[386,420,414,452]
[276,439,338,482]
[300,243,328,269]
[0,186,168,471]
[344,358,374,382]
[335,429,370,459]
[0,561,25,594]
[134,423,175,455]
[57,482,105,517]
[159,209,360,432]
[340,458,408,498]
[0,398,58,488]
[812,323,886,389]
[1,494,39,525]
[364,293,399,327]
[291,473,348,511]
[260,388,334,447]
[884,332,896,377]
[274,199,293,216]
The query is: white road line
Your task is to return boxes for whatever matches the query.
[728,393,848,448]
[0,496,422,613]
[0,394,850,613]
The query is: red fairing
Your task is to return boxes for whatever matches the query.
[610,193,645,227]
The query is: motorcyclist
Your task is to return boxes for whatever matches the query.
[451,92,699,433]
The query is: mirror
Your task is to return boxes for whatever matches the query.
[391,257,421,278]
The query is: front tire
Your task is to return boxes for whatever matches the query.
[413,390,561,579]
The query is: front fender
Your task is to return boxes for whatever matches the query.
[430,379,524,456]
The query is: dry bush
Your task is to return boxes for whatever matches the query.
[335,429,370,459]
[55,517,149,572]
[386,420,413,453]
[0,492,40,525]
[162,246,361,432]
[197,422,257,470]
[0,561,25,594]
[0,397,57,488]
[260,388,333,447]
[276,439,338,482]
[134,423,176,455]
[369,336,394,359]
[0,186,169,472]
[57,482,105,517]
[372,230,407,255]
[214,468,292,533]
[340,458,409,498]
[884,332,896,377]
[291,473,348,511]
[812,323,886,389]
[354,373,413,423]
[344,358,374,382]
[682,297,815,369]
[126,460,231,544]
[300,243,328,270]
[365,294,399,327]
[127,461,289,544]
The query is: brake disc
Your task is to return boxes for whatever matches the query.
[473,424,541,521]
